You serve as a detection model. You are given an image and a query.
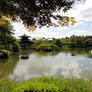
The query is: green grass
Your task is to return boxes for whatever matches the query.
[0,76,92,92]
[0,79,17,92]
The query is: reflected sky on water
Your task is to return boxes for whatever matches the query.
[9,49,92,81]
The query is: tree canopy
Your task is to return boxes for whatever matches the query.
[0,17,20,52]
[0,17,13,35]
[0,0,82,29]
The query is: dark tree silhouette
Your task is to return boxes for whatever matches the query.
[0,0,82,29]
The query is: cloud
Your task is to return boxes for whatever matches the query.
[10,53,82,81]
[12,0,92,38]
[77,0,92,22]
[12,22,30,38]
[12,22,69,38]
[12,21,92,39]
[29,27,68,38]
[63,0,92,23]
[91,24,92,27]
[81,7,92,21]
[10,52,92,81]
[67,30,87,36]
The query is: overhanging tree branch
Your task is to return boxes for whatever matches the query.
[0,0,84,29]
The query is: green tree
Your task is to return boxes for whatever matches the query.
[0,17,20,52]
[0,0,82,29]
[0,17,13,50]
[54,39,62,47]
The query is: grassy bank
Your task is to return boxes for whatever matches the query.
[0,76,92,92]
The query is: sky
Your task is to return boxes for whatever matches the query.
[12,0,92,39]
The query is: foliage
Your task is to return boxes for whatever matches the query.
[0,0,81,29]
[12,42,20,53]
[61,35,87,47]
[0,79,17,92]
[0,17,20,55]
[0,17,13,36]
[0,50,10,58]
[54,39,62,47]
[29,35,91,51]
[30,39,61,51]
[0,76,92,92]
[31,40,43,49]
[12,81,58,92]
[36,43,59,51]
[0,45,5,50]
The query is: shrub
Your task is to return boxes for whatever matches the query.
[54,39,62,47]
[0,45,5,49]
[12,42,20,52]
[0,50,10,58]
[1,76,92,92]
[36,43,59,51]
[12,81,59,92]
[12,76,92,92]
[31,42,41,49]
[0,79,17,92]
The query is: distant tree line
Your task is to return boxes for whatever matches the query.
[21,35,92,51]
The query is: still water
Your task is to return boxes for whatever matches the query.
[0,48,92,81]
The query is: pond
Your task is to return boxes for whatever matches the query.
[0,48,92,81]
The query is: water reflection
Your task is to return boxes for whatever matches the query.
[10,51,92,81]
[0,48,92,81]
[0,55,19,79]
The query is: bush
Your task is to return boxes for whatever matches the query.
[0,45,5,49]
[12,42,20,52]
[0,79,17,92]
[54,39,62,47]
[12,76,92,92]
[36,43,59,51]
[0,50,10,58]
[31,41,41,49]
[1,76,92,92]
[12,81,58,92]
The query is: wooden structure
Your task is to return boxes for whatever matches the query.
[85,36,92,47]
[19,34,31,50]
[86,36,92,40]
